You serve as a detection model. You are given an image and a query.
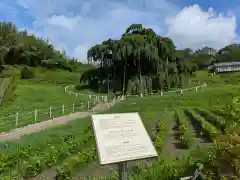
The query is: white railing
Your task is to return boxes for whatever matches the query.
[126,82,207,98]
[64,85,109,103]
[0,83,207,133]
[0,85,112,133]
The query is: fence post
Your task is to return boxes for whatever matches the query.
[34,109,37,123]
[196,87,198,92]
[88,100,90,110]
[62,104,65,114]
[72,102,75,112]
[49,106,52,119]
[105,96,107,102]
[15,112,19,128]
[181,89,183,94]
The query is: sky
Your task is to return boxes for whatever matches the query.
[0,0,240,62]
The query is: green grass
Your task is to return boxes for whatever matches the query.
[0,78,11,98]
[1,70,240,179]
[0,80,92,132]
[0,66,106,132]
[30,68,81,86]
[192,70,240,85]
[0,85,219,179]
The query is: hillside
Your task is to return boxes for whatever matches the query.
[0,23,240,180]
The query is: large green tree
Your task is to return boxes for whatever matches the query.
[81,24,195,96]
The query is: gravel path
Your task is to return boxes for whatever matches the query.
[0,101,116,141]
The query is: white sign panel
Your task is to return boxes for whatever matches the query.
[91,112,158,165]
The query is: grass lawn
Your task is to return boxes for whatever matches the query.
[0,80,91,132]
[1,71,240,179]
[1,77,238,179]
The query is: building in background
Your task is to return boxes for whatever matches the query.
[210,61,240,73]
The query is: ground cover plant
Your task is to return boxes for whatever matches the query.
[0,80,93,132]
[1,80,240,179]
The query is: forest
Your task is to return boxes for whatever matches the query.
[0,21,89,73]
[81,24,240,95]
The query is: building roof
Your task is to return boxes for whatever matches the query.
[213,61,240,67]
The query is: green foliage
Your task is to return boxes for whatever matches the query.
[154,111,169,152]
[175,109,196,148]
[196,108,227,132]
[55,147,97,180]
[187,109,220,141]
[82,24,195,95]
[0,21,89,71]
[0,123,93,178]
[21,66,34,79]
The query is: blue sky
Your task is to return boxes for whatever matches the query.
[0,0,239,62]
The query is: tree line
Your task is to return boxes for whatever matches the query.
[0,21,90,72]
[81,24,240,96]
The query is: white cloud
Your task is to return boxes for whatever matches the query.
[15,0,178,61]
[48,15,82,31]
[166,4,237,50]
[2,1,239,62]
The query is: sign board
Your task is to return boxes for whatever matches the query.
[91,112,158,165]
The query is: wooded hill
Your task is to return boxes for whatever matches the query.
[0,21,90,73]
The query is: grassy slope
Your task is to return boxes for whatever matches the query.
[1,70,240,179]
[0,67,96,132]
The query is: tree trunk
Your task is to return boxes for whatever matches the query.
[138,57,143,97]
[122,58,127,98]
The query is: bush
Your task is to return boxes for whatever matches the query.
[21,66,34,79]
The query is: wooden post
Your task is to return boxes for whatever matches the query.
[34,109,37,123]
[62,104,65,114]
[49,106,52,119]
[16,112,19,128]
[118,162,128,180]
[88,100,90,110]
[72,102,75,112]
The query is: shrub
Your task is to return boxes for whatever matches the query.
[21,66,34,79]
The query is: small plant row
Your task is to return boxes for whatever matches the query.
[175,109,196,148]
[186,109,220,141]
[154,110,170,153]
[195,108,227,132]
[1,124,94,177]
[10,133,93,179]
[55,146,97,180]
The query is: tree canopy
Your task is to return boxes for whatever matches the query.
[81,24,196,96]
[0,21,89,72]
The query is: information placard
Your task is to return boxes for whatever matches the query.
[91,112,158,165]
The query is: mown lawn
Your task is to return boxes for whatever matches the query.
[0,80,90,132]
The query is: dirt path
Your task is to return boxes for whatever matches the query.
[0,101,116,141]
[162,112,185,154]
